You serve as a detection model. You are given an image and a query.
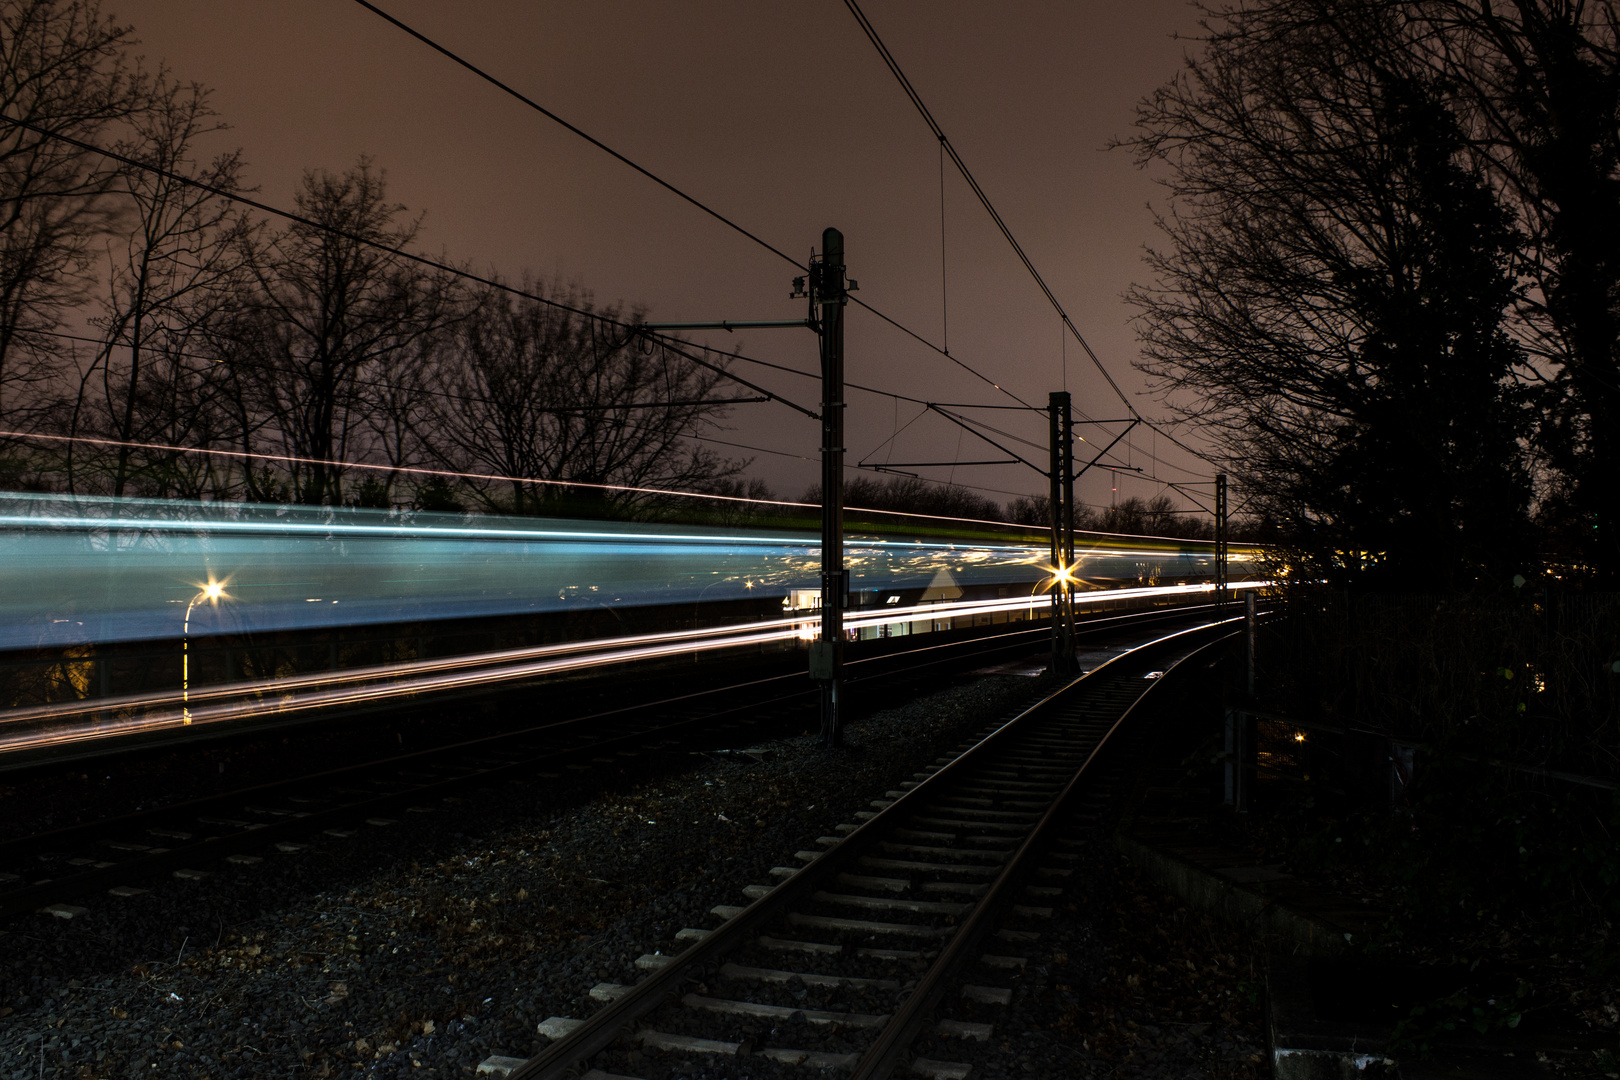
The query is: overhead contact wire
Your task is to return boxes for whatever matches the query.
[0,114,820,420]
[350,0,806,271]
[841,0,1222,469]
[841,0,1127,408]
[351,0,1038,412]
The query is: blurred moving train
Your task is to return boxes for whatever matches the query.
[0,492,1265,758]
[0,491,1259,653]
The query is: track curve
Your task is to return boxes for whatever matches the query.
[508,618,1236,1080]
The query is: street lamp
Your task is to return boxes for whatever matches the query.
[182,577,229,724]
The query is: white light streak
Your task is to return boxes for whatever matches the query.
[0,581,1270,757]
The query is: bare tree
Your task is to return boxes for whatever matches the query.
[0,0,148,427]
[420,278,743,517]
[1003,493,1052,529]
[227,159,462,505]
[1125,1,1535,589]
[679,475,778,527]
[69,76,249,496]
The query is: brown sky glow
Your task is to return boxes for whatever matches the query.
[113,0,1216,513]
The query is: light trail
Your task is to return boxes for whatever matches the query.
[0,428,814,512]
[0,490,1266,759]
[0,492,1241,650]
[0,582,1270,757]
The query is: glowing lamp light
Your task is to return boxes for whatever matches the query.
[183,577,232,724]
[1042,563,1077,591]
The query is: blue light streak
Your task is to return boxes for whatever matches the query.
[0,492,1223,651]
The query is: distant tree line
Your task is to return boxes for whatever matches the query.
[1126,0,1620,589]
[0,0,745,516]
[811,476,1228,539]
[1003,489,1223,540]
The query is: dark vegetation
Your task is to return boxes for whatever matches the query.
[1123,0,1620,1016]
[807,478,1233,538]
[1126,0,1620,590]
[1232,596,1620,1036]
[1256,593,1620,940]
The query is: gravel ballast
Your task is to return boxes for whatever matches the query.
[0,663,1266,1079]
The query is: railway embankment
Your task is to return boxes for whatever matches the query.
[4,673,1044,1078]
[1117,635,1620,1079]
[0,640,1278,1080]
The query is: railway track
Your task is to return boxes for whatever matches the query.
[0,605,1215,923]
[497,619,1234,1080]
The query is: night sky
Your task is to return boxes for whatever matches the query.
[112,0,1215,512]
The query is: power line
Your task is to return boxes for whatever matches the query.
[923,405,1046,475]
[349,0,1037,411]
[0,427,1045,531]
[0,127,1030,425]
[1,117,1180,486]
[24,325,1114,489]
[0,428,795,507]
[938,409,1048,453]
[840,0,1220,471]
[841,0,1125,404]
[351,0,806,271]
[691,435,814,462]
[716,384,1202,490]
[931,401,1047,410]
[30,317,1199,489]
[703,429,1217,514]
[843,296,1036,408]
[692,432,1041,504]
[30,317,1091,476]
[0,112,824,420]
[4,22,1051,439]
[857,404,930,464]
[18,324,923,419]
[852,465,1042,504]
[17,325,777,427]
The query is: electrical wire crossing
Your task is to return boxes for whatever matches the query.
[0,112,824,421]
[840,0,1221,474]
[2,12,1210,503]
[349,0,1038,412]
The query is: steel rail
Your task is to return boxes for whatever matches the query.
[509,617,1235,1079]
[849,624,1239,1077]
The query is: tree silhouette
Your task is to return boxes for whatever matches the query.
[1126,2,1534,589]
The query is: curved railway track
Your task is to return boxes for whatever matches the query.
[0,605,1218,923]
[501,619,1235,1080]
